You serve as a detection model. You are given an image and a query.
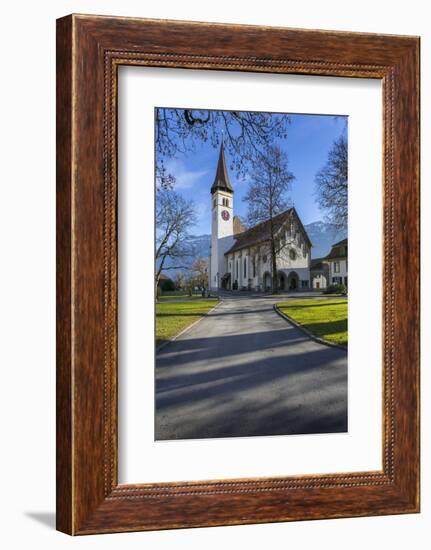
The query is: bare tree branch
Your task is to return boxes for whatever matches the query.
[155,189,198,290]
[243,145,295,293]
[155,108,290,188]
[314,134,348,232]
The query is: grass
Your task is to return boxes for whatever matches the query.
[156,299,219,347]
[277,298,348,346]
[159,294,210,301]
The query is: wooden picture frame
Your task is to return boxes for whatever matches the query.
[56,14,420,534]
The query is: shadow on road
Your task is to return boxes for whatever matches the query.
[156,325,347,440]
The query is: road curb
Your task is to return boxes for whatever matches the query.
[274,304,347,351]
[156,299,223,353]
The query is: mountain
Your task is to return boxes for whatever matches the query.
[187,234,211,259]
[156,234,211,276]
[159,223,345,276]
[304,221,346,259]
[186,222,345,261]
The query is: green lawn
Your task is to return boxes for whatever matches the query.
[277,298,348,346]
[159,294,210,301]
[156,299,219,347]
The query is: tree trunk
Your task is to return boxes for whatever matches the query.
[155,254,167,303]
[270,238,278,294]
[268,212,278,294]
[155,276,161,302]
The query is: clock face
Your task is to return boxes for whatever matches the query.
[221,210,230,221]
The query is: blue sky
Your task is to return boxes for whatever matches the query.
[158,112,347,235]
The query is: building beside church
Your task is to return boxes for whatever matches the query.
[324,238,348,287]
[209,144,312,292]
[309,238,348,289]
[310,258,330,289]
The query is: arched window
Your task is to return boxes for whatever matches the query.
[289,249,297,261]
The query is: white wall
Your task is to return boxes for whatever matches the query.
[312,272,328,289]
[329,259,348,282]
[210,190,234,289]
[0,1,428,549]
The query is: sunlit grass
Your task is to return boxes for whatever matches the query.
[156,299,219,347]
[277,298,348,346]
[159,294,210,301]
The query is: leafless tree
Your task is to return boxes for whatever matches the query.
[155,189,197,294]
[190,257,209,292]
[173,271,186,291]
[314,133,348,232]
[243,145,295,293]
[155,108,290,188]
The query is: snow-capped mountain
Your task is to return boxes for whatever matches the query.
[304,221,346,259]
[159,222,346,276]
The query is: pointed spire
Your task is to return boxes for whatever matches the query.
[210,142,234,195]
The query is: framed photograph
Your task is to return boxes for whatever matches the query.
[56,14,420,534]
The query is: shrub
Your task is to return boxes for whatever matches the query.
[159,278,175,291]
[323,284,347,295]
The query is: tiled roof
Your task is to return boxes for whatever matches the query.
[158,273,173,281]
[331,238,348,247]
[225,207,311,255]
[324,238,348,260]
[310,258,328,270]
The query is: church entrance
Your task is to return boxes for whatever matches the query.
[278,271,286,291]
[221,273,231,290]
[263,272,272,291]
[287,271,299,291]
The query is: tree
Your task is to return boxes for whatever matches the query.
[190,257,209,292]
[158,277,175,292]
[314,133,348,232]
[155,189,197,294]
[243,145,295,293]
[155,108,290,188]
[173,271,186,291]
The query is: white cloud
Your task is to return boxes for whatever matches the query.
[165,159,208,190]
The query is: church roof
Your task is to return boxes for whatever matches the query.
[225,207,311,255]
[210,143,234,195]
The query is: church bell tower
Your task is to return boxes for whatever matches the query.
[210,143,234,291]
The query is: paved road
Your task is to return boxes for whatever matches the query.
[155,294,347,440]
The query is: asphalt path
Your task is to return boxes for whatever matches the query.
[155,294,347,440]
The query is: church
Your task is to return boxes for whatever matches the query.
[209,144,312,292]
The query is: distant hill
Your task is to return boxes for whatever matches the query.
[156,234,211,275]
[159,222,346,275]
[304,221,346,259]
[187,234,211,259]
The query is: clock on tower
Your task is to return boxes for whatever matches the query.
[210,143,234,292]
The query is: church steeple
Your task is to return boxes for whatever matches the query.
[210,143,234,195]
